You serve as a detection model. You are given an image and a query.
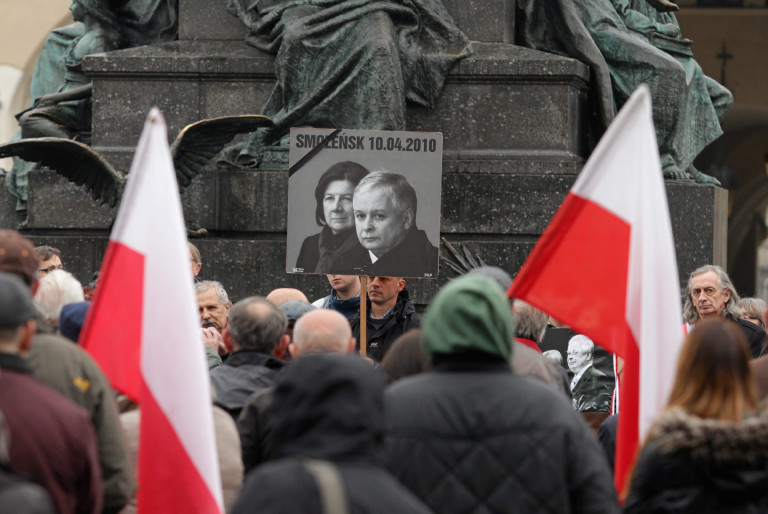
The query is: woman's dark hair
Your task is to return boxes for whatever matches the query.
[379,329,431,384]
[313,161,369,226]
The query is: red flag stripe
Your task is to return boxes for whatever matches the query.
[510,193,631,353]
[137,381,221,513]
[81,242,144,401]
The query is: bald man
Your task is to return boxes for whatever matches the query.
[290,309,356,357]
[266,288,308,306]
[238,308,356,471]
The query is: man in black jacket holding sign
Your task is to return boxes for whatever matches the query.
[349,277,421,362]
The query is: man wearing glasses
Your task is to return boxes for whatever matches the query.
[34,246,64,275]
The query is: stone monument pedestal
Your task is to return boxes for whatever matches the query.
[0,0,728,306]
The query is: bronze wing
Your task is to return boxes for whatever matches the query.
[0,137,125,207]
[171,114,273,189]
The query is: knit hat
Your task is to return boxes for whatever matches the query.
[423,274,515,360]
[59,301,91,343]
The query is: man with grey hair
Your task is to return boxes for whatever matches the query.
[237,308,356,471]
[210,296,289,419]
[196,280,231,367]
[684,264,765,357]
[339,171,438,276]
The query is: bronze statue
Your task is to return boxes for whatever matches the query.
[517,0,732,184]
[6,0,179,211]
[221,0,472,167]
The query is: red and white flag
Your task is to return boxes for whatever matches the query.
[81,109,223,513]
[508,86,683,493]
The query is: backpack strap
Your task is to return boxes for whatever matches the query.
[300,459,350,514]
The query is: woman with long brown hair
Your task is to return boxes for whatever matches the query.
[624,319,768,513]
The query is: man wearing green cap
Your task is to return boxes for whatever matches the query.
[384,274,619,513]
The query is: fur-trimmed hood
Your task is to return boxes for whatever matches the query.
[646,407,768,467]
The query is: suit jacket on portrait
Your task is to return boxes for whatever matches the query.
[571,364,612,413]
[336,228,438,278]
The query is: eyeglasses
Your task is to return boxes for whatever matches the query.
[37,265,64,275]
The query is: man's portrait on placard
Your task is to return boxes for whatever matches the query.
[540,328,615,413]
[286,128,442,278]
[567,335,613,412]
[335,171,438,277]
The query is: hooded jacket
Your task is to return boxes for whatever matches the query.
[385,275,620,513]
[625,408,768,514]
[232,354,430,514]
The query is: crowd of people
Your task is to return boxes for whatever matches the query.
[1,228,768,513]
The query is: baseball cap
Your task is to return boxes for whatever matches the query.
[0,230,38,285]
[0,271,38,327]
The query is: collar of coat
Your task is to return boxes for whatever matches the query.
[646,407,768,466]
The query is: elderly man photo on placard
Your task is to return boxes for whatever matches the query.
[338,171,438,277]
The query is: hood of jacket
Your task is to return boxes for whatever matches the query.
[648,407,768,469]
[269,353,385,462]
[422,274,514,360]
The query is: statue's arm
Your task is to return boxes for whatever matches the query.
[33,83,93,107]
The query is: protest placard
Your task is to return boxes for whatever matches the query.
[286,128,443,279]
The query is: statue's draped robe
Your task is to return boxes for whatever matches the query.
[225,0,472,163]
[517,0,732,175]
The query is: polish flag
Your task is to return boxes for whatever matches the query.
[81,109,223,513]
[508,86,683,493]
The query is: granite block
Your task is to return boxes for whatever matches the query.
[26,170,115,229]
[179,0,248,41]
[0,177,20,229]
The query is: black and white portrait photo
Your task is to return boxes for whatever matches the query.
[286,128,442,278]
[540,328,616,414]
[566,335,613,413]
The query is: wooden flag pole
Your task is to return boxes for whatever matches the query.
[359,276,367,358]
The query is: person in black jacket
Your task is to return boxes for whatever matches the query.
[384,274,620,513]
[349,278,420,362]
[231,353,430,514]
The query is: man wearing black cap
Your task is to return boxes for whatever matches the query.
[0,229,132,514]
[0,271,102,513]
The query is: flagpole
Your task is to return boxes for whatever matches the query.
[359,276,367,358]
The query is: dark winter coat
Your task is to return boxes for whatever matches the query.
[209,351,284,419]
[625,408,768,514]
[384,274,619,513]
[349,289,421,362]
[0,354,102,514]
[232,354,430,514]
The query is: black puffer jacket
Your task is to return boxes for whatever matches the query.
[385,354,620,514]
[349,289,421,362]
[232,354,430,514]
[385,275,619,514]
[625,408,768,514]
